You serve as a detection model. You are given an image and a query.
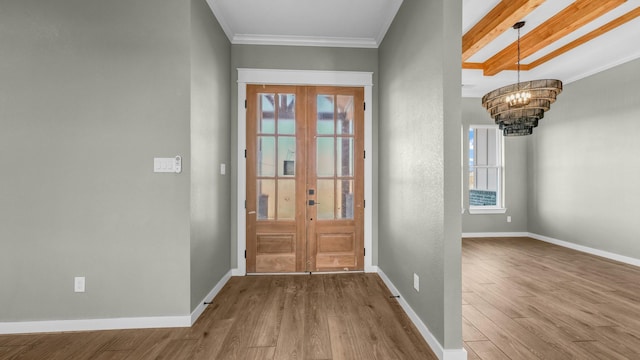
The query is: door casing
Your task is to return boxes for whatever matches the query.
[236,68,374,275]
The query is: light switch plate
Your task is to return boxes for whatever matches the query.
[154,156,182,173]
[74,277,85,293]
[413,273,420,292]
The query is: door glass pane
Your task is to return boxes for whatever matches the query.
[337,180,354,219]
[258,94,275,134]
[278,137,296,177]
[277,180,295,220]
[317,180,335,220]
[257,136,276,177]
[317,95,334,134]
[278,94,295,135]
[337,95,354,135]
[336,137,353,177]
[316,138,335,177]
[257,180,275,220]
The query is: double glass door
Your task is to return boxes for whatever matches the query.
[246,85,364,273]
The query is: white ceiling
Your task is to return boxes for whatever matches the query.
[462,0,640,97]
[207,0,640,98]
[206,0,403,48]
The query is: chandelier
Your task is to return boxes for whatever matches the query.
[481,21,563,136]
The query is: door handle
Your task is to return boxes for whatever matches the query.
[308,200,320,206]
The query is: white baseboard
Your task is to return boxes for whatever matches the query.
[231,268,244,276]
[462,232,529,238]
[376,268,467,360]
[528,233,640,267]
[0,315,190,335]
[463,232,640,268]
[190,269,233,325]
[0,270,235,335]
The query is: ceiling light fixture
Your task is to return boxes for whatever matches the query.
[481,21,563,136]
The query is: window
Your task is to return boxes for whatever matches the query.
[468,125,506,214]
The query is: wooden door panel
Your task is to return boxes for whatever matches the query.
[254,222,299,272]
[316,254,357,270]
[256,233,295,254]
[246,85,307,273]
[256,254,296,273]
[307,87,365,272]
[313,231,359,271]
[247,85,363,273]
[317,233,355,253]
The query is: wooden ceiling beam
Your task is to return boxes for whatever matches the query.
[483,0,627,76]
[528,6,640,69]
[462,0,546,62]
[463,62,532,71]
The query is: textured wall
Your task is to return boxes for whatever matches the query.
[528,58,640,259]
[0,0,191,321]
[189,0,232,312]
[378,0,463,350]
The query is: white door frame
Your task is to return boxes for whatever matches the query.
[236,68,374,275]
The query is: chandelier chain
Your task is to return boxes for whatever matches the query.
[517,25,521,87]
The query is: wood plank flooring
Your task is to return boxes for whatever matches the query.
[463,237,640,360]
[0,274,437,360]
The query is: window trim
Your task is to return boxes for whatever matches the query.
[467,124,506,215]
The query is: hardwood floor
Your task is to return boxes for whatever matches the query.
[0,274,437,360]
[463,237,640,360]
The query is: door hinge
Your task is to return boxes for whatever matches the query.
[364,150,366,159]
[244,200,246,209]
[244,99,247,109]
[363,102,366,111]
[364,248,366,256]
[244,149,247,158]
[364,200,366,208]
[244,250,246,259]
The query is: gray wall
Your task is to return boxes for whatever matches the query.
[528,58,640,259]
[461,98,529,233]
[229,45,379,268]
[189,0,231,312]
[0,0,191,321]
[378,0,463,350]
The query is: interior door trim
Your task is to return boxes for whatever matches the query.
[236,68,374,275]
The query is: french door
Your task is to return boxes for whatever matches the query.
[246,85,364,273]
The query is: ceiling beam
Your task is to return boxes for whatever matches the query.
[482,0,627,76]
[462,62,532,71]
[462,0,546,62]
[528,6,640,69]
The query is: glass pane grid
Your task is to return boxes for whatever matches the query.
[315,94,359,221]
[256,93,297,222]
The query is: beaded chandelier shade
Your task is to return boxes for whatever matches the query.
[481,22,563,136]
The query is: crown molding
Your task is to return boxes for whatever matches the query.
[232,34,378,48]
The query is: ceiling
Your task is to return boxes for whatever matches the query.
[208,0,640,98]
[461,0,640,97]
[206,0,402,48]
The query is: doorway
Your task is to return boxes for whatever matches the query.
[246,85,365,273]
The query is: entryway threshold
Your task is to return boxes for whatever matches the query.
[247,271,365,276]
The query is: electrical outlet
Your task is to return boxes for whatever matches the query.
[507,216,512,223]
[413,273,420,292]
[74,277,85,293]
